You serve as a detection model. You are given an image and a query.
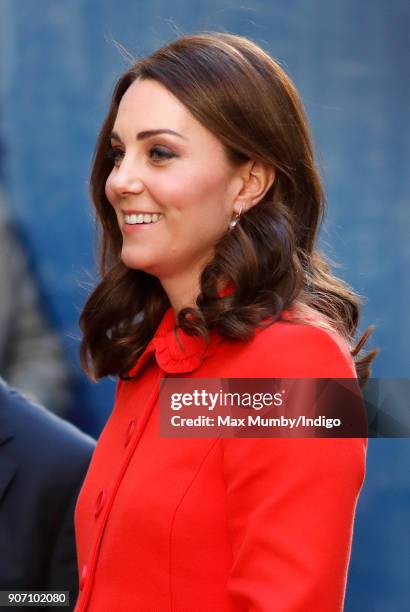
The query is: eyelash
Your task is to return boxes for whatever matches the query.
[105,145,176,165]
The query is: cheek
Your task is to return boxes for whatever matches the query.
[150,174,186,209]
[153,168,229,217]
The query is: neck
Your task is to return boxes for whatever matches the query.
[159,261,230,316]
[159,266,203,316]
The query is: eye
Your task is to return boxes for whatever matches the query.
[105,144,177,167]
[105,146,124,167]
[149,146,176,162]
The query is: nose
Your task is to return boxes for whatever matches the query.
[107,156,145,199]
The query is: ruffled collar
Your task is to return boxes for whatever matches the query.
[127,307,223,376]
[125,283,292,377]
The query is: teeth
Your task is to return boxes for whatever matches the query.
[124,213,163,225]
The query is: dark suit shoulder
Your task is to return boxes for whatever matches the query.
[0,378,95,477]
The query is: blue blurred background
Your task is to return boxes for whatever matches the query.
[0,0,408,609]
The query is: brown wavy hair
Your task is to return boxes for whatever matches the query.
[80,31,378,384]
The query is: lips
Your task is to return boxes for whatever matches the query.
[124,212,163,225]
[120,209,164,234]
[122,208,163,214]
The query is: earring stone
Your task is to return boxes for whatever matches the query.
[229,203,245,231]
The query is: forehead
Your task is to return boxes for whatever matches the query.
[114,78,193,132]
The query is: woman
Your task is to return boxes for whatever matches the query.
[75,32,377,611]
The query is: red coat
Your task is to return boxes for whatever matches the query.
[74,307,366,611]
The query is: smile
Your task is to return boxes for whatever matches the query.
[124,213,163,225]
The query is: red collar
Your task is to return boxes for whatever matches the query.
[127,307,224,376]
[125,284,291,377]
[127,283,235,376]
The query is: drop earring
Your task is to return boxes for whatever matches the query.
[229,203,244,231]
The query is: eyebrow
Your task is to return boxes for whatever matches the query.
[110,129,187,142]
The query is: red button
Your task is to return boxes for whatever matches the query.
[124,419,136,448]
[94,489,107,518]
[80,564,88,590]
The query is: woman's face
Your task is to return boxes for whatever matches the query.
[105,78,243,280]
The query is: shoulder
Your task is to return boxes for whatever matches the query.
[243,315,356,378]
[0,378,95,477]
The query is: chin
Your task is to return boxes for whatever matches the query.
[120,249,159,275]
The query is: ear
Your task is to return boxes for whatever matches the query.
[233,160,276,214]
